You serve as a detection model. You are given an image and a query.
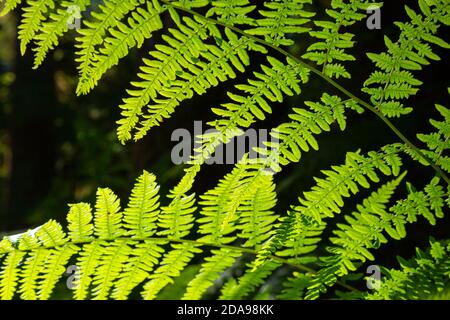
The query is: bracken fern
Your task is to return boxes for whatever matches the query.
[0,0,449,300]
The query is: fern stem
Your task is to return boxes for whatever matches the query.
[161,0,450,186]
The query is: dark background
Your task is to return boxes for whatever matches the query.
[0,0,449,295]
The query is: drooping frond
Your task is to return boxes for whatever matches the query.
[363,0,450,117]
[18,0,54,55]
[183,248,241,299]
[141,242,202,299]
[303,0,382,79]
[111,240,165,300]
[77,0,166,94]
[248,0,314,46]
[75,0,142,95]
[32,0,91,69]
[0,248,26,300]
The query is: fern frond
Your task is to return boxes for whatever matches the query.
[116,14,221,142]
[415,95,450,173]
[32,0,91,69]
[303,0,381,79]
[74,241,105,300]
[156,163,198,241]
[183,248,241,299]
[133,27,267,141]
[211,56,309,132]
[260,94,363,170]
[206,0,256,26]
[111,240,165,300]
[77,0,165,94]
[94,188,123,240]
[198,162,254,245]
[37,244,79,300]
[141,243,202,299]
[0,0,22,17]
[367,239,450,300]
[248,0,314,46]
[123,170,160,239]
[18,0,54,55]
[193,56,310,165]
[220,260,281,300]
[183,175,278,299]
[75,0,142,95]
[236,175,278,248]
[157,193,196,239]
[15,221,69,299]
[363,0,450,117]
[67,203,94,243]
[305,174,405,299]
[91,239,132,300]
[0,249,26,300]
[277,145,403,261]
[307,175,447,299]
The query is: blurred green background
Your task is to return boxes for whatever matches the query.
[0,0,449,298]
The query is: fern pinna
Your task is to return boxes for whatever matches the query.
[0,0,449,300]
